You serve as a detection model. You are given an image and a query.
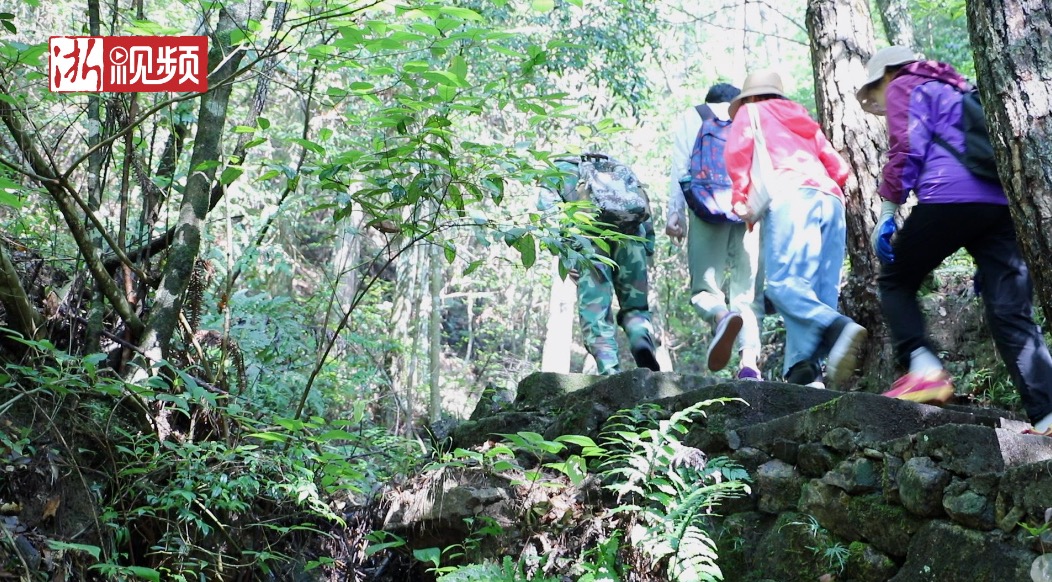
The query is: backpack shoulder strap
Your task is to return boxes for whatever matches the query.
[695,103,714,120]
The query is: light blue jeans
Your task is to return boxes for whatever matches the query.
[761,187,846,376]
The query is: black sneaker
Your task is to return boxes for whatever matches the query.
[630,336,661,372]
[785,360,821,386]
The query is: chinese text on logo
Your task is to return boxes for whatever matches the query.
[49,36,208,93]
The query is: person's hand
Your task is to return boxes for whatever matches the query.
[872,219,896,263]
[665,212,686,242]
[733,201,756,225]
[871,200,900,264]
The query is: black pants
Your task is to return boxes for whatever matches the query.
[879,203,1052,423]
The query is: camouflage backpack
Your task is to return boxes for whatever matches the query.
[556,153,651,233]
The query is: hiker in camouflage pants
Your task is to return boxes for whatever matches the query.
[540,157,661,375]
[575,227,657,374]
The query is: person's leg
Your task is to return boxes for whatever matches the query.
[688,215,742,371]
[577,253,621,375]
[879,204,969,404]
[966,206,1052,426]
[762,188,843,378]
[612,237,660,372]
[726,222,761,377]
[878,204,964,367]
[810,194,867,385]
[687,213,732,324]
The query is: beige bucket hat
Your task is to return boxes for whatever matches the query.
[729,69,785,118]
[856,45,919,113]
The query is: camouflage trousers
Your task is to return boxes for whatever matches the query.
[576,236,655,375]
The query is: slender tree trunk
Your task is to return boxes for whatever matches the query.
[85,0,105,354]
[0,244,41,340]
[428,242,442,422]
[806,0,897,389]
[139,4,261,359]
[391,243,425,431]
[967,0,1052,321]
[330,208,364,322]
[874,0,916,48]
[541,256,575,373]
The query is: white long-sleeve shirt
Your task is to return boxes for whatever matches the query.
[667,102,732,222]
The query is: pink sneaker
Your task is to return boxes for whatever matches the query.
[882,371,954,406]
[1023,427,1052,437]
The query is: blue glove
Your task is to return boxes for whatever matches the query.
[874,218,896,264]
[871,200,900,264]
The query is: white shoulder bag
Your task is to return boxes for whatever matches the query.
[744,103,777,222]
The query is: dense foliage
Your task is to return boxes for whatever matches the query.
[0,0,1023,579]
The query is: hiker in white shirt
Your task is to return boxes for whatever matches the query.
[667,83,764,380]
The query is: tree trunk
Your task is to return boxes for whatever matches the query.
[0,245,41,340]
[874,0,916,48]
[541,256,575,373]
[85,0,105,354]
[967,0,1052,322]
[139,3,260,359]
[390,243,426,431]
[428,241,443,422]
[330,209,364,322]
[806,0,898,389]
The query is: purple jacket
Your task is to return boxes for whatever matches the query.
[879,61,1006,206]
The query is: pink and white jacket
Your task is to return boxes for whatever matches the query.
[725,99,849,211]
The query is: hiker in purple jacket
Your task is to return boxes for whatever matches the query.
[857,46,1052,435]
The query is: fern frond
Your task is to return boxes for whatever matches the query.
[668,525,722,582]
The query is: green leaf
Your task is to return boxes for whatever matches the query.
[555,434,600,449]
[413,547,442,567]
[123,566,161,582]
[419,71,461,87]
[448,55,467,84]
[514,234,536,269]
[0,189,22,209]
[290,137,326,155]
[246,431,289,443]
[438,6,483,20]
[491,460,517,472]
[531,0,555,12]
[443,243,455,264]
[365,540,405,556]
[47,540,101,560]
[219,166,243,186]
[16,43,47,66]
[257,116,270,130]
[192,160,220,173]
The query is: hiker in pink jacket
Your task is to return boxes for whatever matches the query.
[724,69,866,388]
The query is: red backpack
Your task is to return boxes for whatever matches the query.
[684,104,741,223]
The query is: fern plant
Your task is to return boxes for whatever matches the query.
[435,555,561,582]
[598,400,750,582]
